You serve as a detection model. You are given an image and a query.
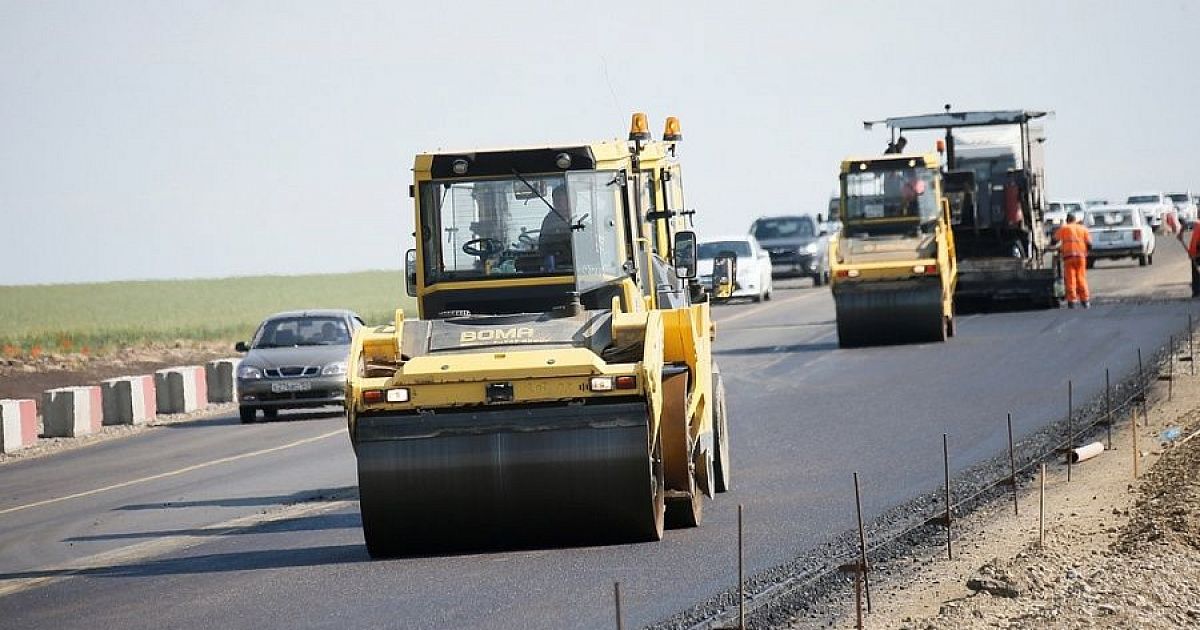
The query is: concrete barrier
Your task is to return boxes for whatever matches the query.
[205,358,240,404]
[42,386,102,438]
[101,375,157,426]
[0,399,38,453]
[155,366,208,414]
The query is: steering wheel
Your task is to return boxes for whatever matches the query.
[462,237,505,258]
[518,229,540,247]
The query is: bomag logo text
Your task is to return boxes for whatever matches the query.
[460,327,536,343]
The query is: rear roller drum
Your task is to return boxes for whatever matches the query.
[834,283,946,347]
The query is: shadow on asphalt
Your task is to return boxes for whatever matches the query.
[159,408,344,429]
[0,543,372,581]
[113,486,357,512]
[714,340,840,355]
[62,511,361,544]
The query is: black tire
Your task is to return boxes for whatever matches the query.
[1139,254,1148,267]
[763,289,772,301]
[239,406,256,424]
[712,368,732,493]
[812,272,824,287]
[751,292,763,303]
[946,315,956,338]
[1086,258,1096,269]
[262,408,279,421]
[1148,253,1154,265]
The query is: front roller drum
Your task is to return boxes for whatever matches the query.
[834,281,947,348]
[354,402,663,557]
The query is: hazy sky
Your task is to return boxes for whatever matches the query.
[2,1,1197,285]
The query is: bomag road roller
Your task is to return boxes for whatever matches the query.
[345,113,731,557]
[830,153,958,347]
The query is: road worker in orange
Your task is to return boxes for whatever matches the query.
[1183,218,1200,298]
[1053,213,1092,308]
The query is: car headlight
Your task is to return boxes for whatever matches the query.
[803,242,819,254]
[322,361,347,376]
[238,366,263,380]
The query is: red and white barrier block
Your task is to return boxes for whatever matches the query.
[101,375,157,426]
[155,366,208,414]
[205,358,240,404]
[0,399,38,453]
[42,386,103,438]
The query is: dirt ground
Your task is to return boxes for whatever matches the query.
[827,350,1200,629]
[0,341,232,402]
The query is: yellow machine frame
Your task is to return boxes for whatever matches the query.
[344,115,726,555]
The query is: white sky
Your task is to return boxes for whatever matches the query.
[2,0,1197,285]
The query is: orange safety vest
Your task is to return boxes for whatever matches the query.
[1189,226,1200,258]
[1054,223,1091,259]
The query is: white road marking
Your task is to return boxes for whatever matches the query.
[0,497,355,597]
[0,429,346,517]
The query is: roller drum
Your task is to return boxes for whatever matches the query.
[355,401,661,556]
[834,280,946,347]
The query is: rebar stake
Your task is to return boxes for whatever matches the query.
[853,472,871,613]
[1038,463,1046,548]
[1138,348,1148,426]
[613,582,624,630]
[1067,380,1073,482]
[738,504,745,630]
[943,433,953,561]
[1007,413,1019,516]
[1105,367,1113,450]
[1132,412,1140,479]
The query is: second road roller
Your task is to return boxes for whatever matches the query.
[344,113,731,557]
[830,151,958,347]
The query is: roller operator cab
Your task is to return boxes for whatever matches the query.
[830,154,958,347]
[345,114,731,557]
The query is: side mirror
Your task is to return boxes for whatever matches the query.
[404,249,418,297]
[672,230,698,279]
[711,252,737,300]
[235,341,249,353]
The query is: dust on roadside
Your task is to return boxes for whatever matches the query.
[0,340,233,402]
[822,352,1200,629]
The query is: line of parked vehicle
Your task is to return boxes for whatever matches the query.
[1045,191,1196,269]
[698,214,838,302]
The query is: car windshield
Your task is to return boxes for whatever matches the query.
[254,317,350,348]
[1063,203,1084,213]
[1127,195,1159,204]
[1085,210,1134,228]
[418,171,623,291]
[753,217,813,240]
[842,166,939,223]
[1168,194,1190,203]
[699,240,752,259]
[1048,202,1063,212]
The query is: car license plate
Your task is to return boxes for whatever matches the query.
[1100,232,1119,242]
[271,381,312,393]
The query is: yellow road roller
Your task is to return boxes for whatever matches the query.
[830,153,958,347]
[345,114,730,557]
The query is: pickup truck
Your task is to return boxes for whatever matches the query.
[1126,192,1173,232]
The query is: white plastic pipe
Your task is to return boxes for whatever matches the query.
[1069,441,1105,464]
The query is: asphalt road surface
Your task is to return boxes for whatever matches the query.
[1,242,1196,629]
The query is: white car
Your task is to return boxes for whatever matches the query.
[697,235,774,302]
[1167,191,1197,227]
[1126,192,1173,232]
[1045,200,1085,234]
[1083,205,1155,268]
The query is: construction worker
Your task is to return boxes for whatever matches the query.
[1183,219,1200,298]
[1053,213,1092,308]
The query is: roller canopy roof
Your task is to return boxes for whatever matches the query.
[868,110,1049,131]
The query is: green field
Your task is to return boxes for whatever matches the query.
[0,271,417,356]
